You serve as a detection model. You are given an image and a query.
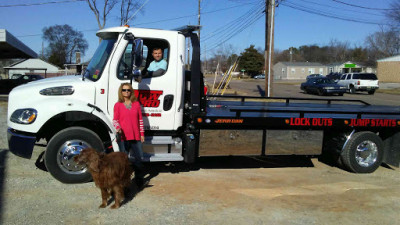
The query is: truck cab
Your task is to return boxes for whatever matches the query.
[7,26,200,183]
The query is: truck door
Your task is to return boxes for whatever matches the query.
[107,37,179,131]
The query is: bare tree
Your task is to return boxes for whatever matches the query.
[212,44,237,72]
[328,39,350,62]
[42,24,89,67]
[386,0,400,28]
[86,0,118,31]
[120,0,143,25]
[365,27,400,61]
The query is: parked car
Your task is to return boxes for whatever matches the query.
[336,73,379,95]
[301,77,347,96]
[11,74,23,79]
[306,74,323,80]
[326,72,342,82]
[254,74,265,79]
[0,74,44,94]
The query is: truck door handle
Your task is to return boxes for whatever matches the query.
[163,95,174,111]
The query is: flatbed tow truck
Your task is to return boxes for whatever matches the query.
[7,25,400,183]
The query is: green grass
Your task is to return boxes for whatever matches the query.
[376,88,400,95]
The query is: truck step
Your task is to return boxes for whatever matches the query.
[143,153,184,162]
[145,136,177,145]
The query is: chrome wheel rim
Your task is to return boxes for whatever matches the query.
[56,139,90,174]
[355,140,378,167]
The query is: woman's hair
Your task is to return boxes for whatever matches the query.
[118,83,137,103]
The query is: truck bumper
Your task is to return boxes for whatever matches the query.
[325,89,346,94]
[356,86,379,91]
[7,128,36,159]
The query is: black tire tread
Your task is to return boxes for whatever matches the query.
[45,127,104,183]
[340,131,383,173]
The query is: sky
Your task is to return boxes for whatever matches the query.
[0,0,396,62]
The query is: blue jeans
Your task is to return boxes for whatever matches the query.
[118,140,144,179]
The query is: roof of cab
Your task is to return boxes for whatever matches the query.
[96,26,180,39]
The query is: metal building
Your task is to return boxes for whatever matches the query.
[377,55,400,82]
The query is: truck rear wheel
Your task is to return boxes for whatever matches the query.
[368,90,375,95]
[349,86,356,94]
[340,131,383,173]
[44,127,104,183]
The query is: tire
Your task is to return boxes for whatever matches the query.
[317,89,324,96]
[349,86,356,94]
[368,90,375,95]
[45,127,104,183]
[340,131,383,173]
[338,93,344,96]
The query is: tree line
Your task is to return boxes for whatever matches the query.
[205,0,400,76]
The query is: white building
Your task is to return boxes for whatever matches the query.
[4,58,60,78]
[326,61,375,74]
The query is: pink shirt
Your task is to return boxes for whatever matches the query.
[113,101,144,141]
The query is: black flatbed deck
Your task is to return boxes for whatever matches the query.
[195,96,400,130]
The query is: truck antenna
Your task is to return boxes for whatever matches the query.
[124,0,151,26]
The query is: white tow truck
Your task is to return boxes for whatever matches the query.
[7,26,400,183]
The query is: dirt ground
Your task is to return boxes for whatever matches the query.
[1,91,400,224]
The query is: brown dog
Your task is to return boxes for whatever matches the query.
[74,148,133,209]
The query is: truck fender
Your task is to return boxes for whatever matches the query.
[341,130,356,152]
[88,105,120,152]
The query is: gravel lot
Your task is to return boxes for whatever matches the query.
[1,94,400,224]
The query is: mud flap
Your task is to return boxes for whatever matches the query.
[382,132,400,167]
[183,133,198,164]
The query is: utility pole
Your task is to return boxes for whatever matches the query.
[265,0,276,97]
[198,0,201,41]
[187,41,190,70]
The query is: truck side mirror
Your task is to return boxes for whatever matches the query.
[133,39,143,68]
[130,39,143,83]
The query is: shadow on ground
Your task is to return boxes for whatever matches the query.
[33,150,315,207]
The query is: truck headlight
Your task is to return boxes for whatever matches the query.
[40,86,74,95]
[10,109,37,124]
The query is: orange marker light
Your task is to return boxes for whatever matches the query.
[344,120,349,125]
[285,119,290,124]
[197,118,203,123]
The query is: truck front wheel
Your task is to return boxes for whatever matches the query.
[44,127,104,183]
[340,131,383,173]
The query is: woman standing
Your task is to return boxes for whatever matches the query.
[113,83,145,186]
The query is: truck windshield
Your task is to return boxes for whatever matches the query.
[83,38,117,81]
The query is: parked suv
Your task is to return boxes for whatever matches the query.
[337,73,379,95]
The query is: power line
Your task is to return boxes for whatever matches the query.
[201,2,262,41]
[281,1,389,26]
[202,7,264,53]
[331,0,395,11]
[133,2,257,26]
[201,1,264,42]
[0,0,85,8]
[300,0,385,17]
